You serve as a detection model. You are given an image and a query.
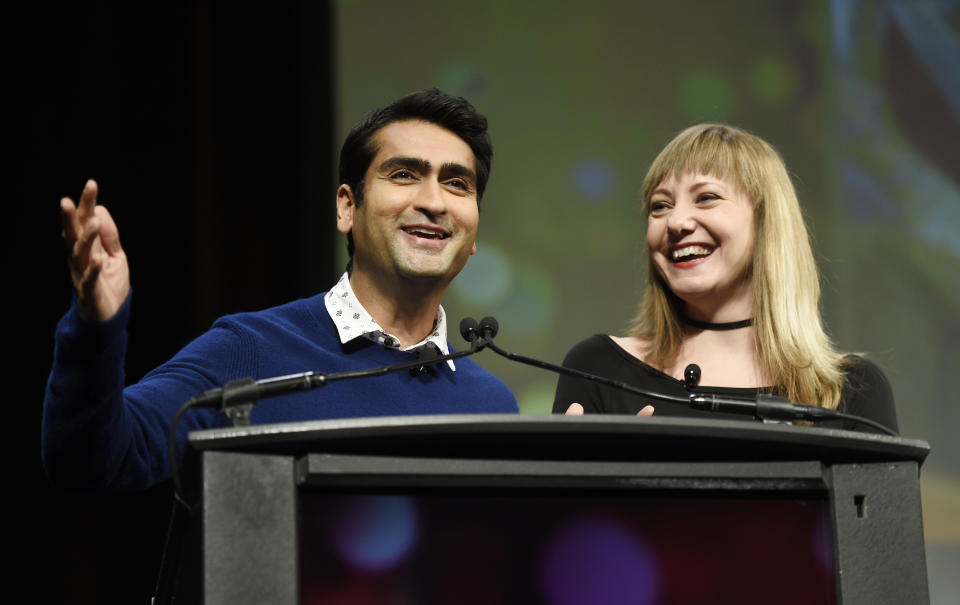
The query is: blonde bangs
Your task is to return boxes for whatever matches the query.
[641,124,771,212]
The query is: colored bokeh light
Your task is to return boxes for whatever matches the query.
[451,243,512,305]
[572,157,615,201]
[329,495,420,571]
[540,517,659,605]
[751,57,797,103]
[678,70,736,121]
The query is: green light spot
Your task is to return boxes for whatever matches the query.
[751,58,796,103]
[518,380,557,415]
[678,70,736,121]
[435,62,487,100]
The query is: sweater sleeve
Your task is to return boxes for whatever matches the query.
[42,294,245,490]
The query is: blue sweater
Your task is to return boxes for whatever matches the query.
[42,293,517,490]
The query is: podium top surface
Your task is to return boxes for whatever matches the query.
[187,414,929,465]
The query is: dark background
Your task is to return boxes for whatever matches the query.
[15,2,336,602]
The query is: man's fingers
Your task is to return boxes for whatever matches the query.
[60,197,80,244]
[94,205,123,254]
[637,405,655,417]
[76,179,99,221]
[79,257,103,294]
[62,178,102,247]
[72,215,102,273]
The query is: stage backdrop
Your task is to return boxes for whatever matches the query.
[336,1,959,601]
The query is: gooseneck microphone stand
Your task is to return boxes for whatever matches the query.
[166,330,490,510]
[469,315,897,436]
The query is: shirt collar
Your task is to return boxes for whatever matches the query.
[324,272,455,371]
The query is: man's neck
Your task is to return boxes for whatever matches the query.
[348,270,447,348]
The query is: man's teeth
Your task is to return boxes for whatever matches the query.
[404,227,448,239]
[672,245,712,261]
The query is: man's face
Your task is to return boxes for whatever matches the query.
[337,120,480,287]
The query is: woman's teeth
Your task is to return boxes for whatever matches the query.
[672,245,712,262]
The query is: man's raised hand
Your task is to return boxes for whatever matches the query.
[60,179,130,322]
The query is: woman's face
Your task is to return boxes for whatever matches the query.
[647,171,756,318]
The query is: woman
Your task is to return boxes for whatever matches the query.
[552,124,898,433]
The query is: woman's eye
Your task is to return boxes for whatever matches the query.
[697,192,720,203]
[649,201,670,214]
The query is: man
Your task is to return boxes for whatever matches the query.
[43,89,518,490]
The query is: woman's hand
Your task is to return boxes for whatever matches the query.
[564,402,654,417]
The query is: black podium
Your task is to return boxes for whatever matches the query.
[182,415,929,605]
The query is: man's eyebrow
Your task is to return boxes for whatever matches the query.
[439,162,477,184]
[378,157,477,186]
[378,156,431,173]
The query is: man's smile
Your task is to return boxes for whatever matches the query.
[401,224,451,241]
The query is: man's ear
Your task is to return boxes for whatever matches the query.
[336,184,355,235]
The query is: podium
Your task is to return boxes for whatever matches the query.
[180,415,929,604]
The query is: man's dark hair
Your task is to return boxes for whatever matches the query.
[338,88,493,267]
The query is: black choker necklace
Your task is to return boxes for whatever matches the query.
[681,316,753,331]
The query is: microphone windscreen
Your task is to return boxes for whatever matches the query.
[683,363,701,389]
[459,317,479,342]
[479,316,499,339]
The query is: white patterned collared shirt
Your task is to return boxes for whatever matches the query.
[324,272,456,371]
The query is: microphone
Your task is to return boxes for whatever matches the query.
[459,317,479,344]
[479,316,499,340]
[688,392,837,422]
[168,323,491,509]
[187,344,486,416]
[460,316,498,345]
[474,315,897,436]
[682,373,895,434]
[473,315,689,409]
[678,363,882,428]
[682,363,701,391]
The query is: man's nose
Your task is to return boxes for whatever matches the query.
[415,180,448,216]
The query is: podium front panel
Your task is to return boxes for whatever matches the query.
[188,415,930,604]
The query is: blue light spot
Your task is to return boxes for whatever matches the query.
[451,244,512,305]
[841,159,898,222]
[330,496,419,571]
[572,158,615,201]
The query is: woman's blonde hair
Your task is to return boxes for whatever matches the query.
[630,123,846,409]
